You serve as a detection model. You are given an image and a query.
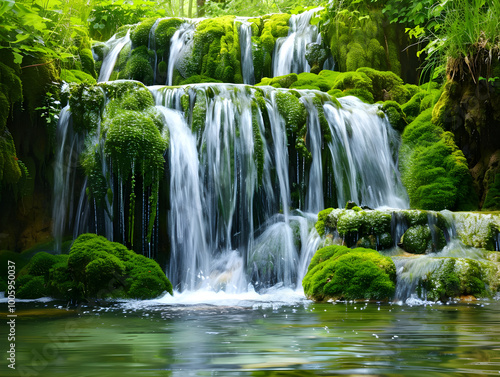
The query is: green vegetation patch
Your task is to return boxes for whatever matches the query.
[399,109,477,210]
[303,245,396,301]
[16,234,173,300]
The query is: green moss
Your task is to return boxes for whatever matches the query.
[418,257,490,301]
[179,75,223,85]
[400,225,446,254]
[68,233,173,299]
[191,89,207,134]
[61,69,96,84]
[131,18,157,47]
[315,208,334,236]
[305,43,329,74]
[79,48,97,79]
[257,73,298,88]
[275,91,307,133]
[154,18,184,51]
[17,275,48,299]
[289,72,334,92]
[0,130,21,184]
[302,245,396,301]
[118,46,154,85]
[381,100,407,132]
[399,109,477,210]
[20,57,59,113]
[69,83,105,133]
[179,16,242,84]
[483,173,500,210]
[356,67,409,104]
[104,110,166,184]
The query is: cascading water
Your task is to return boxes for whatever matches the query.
[324,96,408,209]
[238,20,255,85]
[273,8,322,76]
[167,22,196,85]
[97,30,131,82]
[53,75,410,295]
[155,106,209,291]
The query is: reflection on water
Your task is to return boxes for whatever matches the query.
[3,295,500,377]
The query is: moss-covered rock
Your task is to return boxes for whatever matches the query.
[400,224,446,254]
[16,233,175,300]
[68,233,172,299]
[417,257,491,301]
[131,18,157,47]
[118,46,154,85]
[454,213,499,250]
[380,100,407,132]
[302,245,396,301]
[399,109,477,210]
[61,69,97,84]
[69,83,105,133]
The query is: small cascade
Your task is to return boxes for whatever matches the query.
[393,240,491,302]
[97,29,131,82]
[324,96,408,209]
[167,22,196,85]
[273,8,322,77]
[53,106,79,251]
[156,106,208,290]
[239,21,255,85]
[301,96,324,213]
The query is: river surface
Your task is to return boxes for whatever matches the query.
[2,291,500,376]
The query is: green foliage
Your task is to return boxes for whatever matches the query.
[69,83,105,133]
[302,245,396,301]
[399,109,477,210]
[275,91,307,133]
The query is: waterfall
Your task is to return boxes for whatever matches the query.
[324,96,408,209]
[156,106,208,290]
[167,22,196,86]
[53,79,410,292]
[239,21,255,85]
[97,30,131,82]
[301,96,324,213]
[273,8,322,77]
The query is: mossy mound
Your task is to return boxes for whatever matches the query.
[69,83,105,133]
[399,108,477,210]
[175,16,242,85]
[15,234,173,300]
[118,46,154,85]
[417,257,494,301]
[400,225,446,254]
[302,245,396,301]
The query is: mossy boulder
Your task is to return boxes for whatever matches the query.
[15,234,173,300]
[400,225,446,254]
[417,257,492,301]
[69,83,105,133]
[118,46,154,85]
[302,245,396,301]
[380,100,407,132]
[68,233,173,299]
